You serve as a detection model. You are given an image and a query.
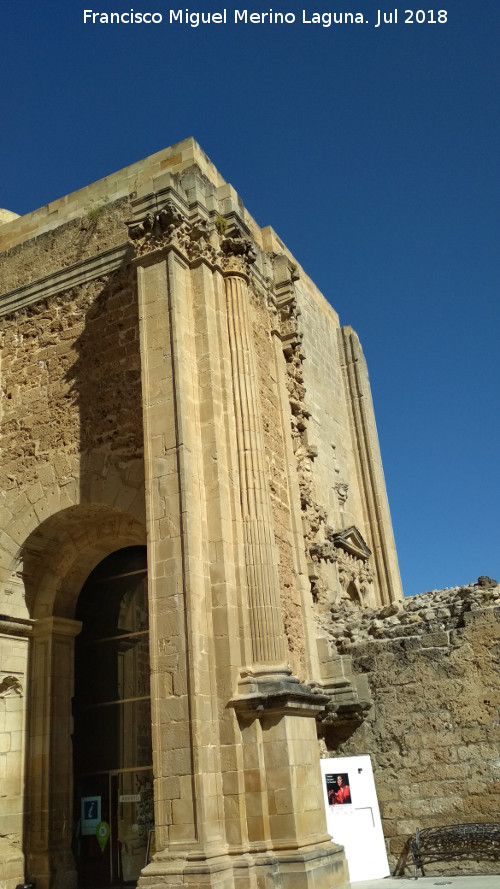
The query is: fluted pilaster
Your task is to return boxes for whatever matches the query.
[224,272,287,670]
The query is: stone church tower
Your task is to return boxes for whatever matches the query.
[0,140,402,889]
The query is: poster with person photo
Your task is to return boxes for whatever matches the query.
[325,773,352,806]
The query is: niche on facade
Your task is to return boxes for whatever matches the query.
[333,527,375,607]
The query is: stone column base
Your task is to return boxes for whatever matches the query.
[139,854,235,889]
[138,842,349,889]
[246,842,350,889]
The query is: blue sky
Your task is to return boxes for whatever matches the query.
[1,1,498,594]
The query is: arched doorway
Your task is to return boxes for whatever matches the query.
[73,546,153,886]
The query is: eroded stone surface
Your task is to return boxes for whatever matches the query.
[2,138,487,889]
[320,581,500,876]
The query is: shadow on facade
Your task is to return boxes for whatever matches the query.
[66,265,145,514]
[19,263,150,889]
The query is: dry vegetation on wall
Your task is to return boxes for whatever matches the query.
[1,200,131,292]
[321,577,500,876]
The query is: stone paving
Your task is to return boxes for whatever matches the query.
[353,875,500,889]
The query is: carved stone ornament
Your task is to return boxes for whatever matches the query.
[273,268,328,579]
[220,233,257,276]
[337,551,374,602]
[0,675,23,697]
[335,482,349,505]
[331,526,374,601]
[127,200,185,242]
[278,295,304,356]
[126,204,260,277]
[127,201,218,264]
[271,254,303,351]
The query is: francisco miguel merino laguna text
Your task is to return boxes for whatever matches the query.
[82,9,366,25]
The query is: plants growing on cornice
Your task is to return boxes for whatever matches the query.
[214,215,228,236]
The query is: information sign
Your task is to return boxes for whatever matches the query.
[81,796,101,836]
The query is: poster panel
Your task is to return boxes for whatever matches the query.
[320,755,389,883]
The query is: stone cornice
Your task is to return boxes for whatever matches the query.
[331,525,372,560]
[0,199,272,320]
[0,614,33,637]
[127,198,259,279]
[32,616,82,638]
[231,671,329,718]
[0,243,132,317]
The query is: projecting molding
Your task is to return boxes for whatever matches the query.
[0,244,131,316]
[331,526,372,561]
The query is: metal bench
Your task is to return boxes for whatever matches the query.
[410,822,500,878]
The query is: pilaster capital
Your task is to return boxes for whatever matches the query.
[220,233,257,279]
[127,200,218,266]
[32,616,82,639]
[127,200,260,281]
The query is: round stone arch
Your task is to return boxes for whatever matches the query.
[22,504,146,619]
[0,459,146,618]
[20,504,146,889]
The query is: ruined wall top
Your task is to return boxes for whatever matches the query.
[322,575,499,652]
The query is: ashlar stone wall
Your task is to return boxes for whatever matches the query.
[0,210,148,889]
[0,631,28,889]
[0,138,407,889]
[275,260,403,615]
[320,577,500,875]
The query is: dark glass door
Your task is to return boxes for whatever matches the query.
[73,547,154,886]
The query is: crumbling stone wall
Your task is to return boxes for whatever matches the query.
[251,286,308,679]
[1,199,132,293]
[0,268,143,497]
[321,578,500,875]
